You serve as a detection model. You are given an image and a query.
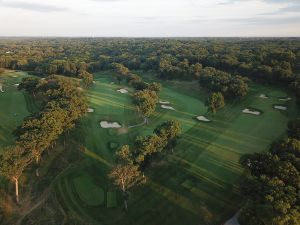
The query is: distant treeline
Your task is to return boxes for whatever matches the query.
[0,38,299,99]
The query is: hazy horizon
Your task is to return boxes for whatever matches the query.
[0,0,299,37]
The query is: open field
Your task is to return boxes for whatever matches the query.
[52,71,298,225]
[0,70,33,149]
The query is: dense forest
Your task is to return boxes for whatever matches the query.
[0,38,299,96]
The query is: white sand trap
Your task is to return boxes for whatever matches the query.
[0,84,4,93]
[77,87,83,91]
[12,75,18,78]
[242,108,261,115]
[196,116,210,122]
[161,105,175,111]
[100,121,122,128]
[41,78,46,80]
[274,105,287,110]
[117,89,128,94]
[159,100,170,104]
[279,97,292,101]
[93,81,96,84]
[259,94,268,99]
[14,83,19,87]
[87,108,94,113]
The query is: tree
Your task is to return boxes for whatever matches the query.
[109,148,145,210]
[18,77,39,97]
[148,82,162,92]
[0,146,31,203]
[206,92,225,114]
[154,120,181,152]
[134,90,159,119]
[79,71,94,87]
[287,118,300,140]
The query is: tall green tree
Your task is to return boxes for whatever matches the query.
[0,146,30,203]
[206,92,225,114]
[134,90,159,119]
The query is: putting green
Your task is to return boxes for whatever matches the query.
[73,176,105,206]
[51,71,298,225]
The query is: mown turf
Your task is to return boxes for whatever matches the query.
[73,176,105,206]
[50,71,298,225]
[0,70,33,149]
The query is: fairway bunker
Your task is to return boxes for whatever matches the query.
[159,100,170,104]
[259,94,268,99]
[242,108,261,115]
[117,88,128,94]
[100,121,122,128]
[87,108,94,113]
[161,105,175,110]
[279,97,292,101]
[0,84,4,93]
[196,116,210,122]
[14,83,19,87]
[273,105,287,111]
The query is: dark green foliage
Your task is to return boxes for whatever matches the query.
[206,92,225,113]
[79,71,94,87]
[199,67,249,99]
[133,89,159,118]
[287,118,300,140]
[239,125,300,225]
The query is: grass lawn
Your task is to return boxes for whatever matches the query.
[107,191,118,208]
[41,71,298,224]
[0,70,33,149]
[73,176,105,206]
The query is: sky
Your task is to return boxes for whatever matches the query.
[0,0,299,37]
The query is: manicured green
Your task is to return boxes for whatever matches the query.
[73,176,105,206]
[106,191,118,208]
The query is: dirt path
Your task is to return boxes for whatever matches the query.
[128,117,147,129]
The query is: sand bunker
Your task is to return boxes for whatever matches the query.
[159,100,170,104]
[77,87,83,91]
[274,105,287,111]
[100,121,122,128]
[0,84,4,93]
[87,108,94,113]
[117,89,128,94]
[242,108,261,115]
[196,116,210,122]
[279,97,292,101]
[93,81,96,84]
[14,83,19,87]
[259,94,268,99]
[161,105,175,111]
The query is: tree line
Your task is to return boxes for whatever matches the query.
[109,120,181,210]
[0,76,87,203]
[239,118,300,225]
[0,38,298,86]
